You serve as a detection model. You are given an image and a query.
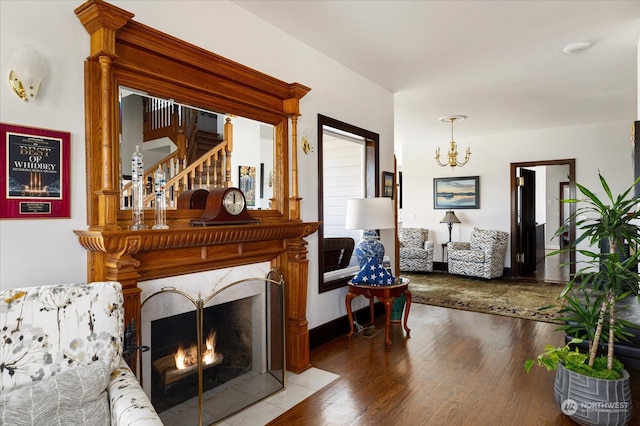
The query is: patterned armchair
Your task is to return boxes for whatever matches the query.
[0,282,162,426]
[399,228,434,272]
[448,227,509,279]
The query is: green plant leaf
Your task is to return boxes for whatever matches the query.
[541,172,640,372]
[524,359,534,374]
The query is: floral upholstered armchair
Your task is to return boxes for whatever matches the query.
[447,227,509,279]
[399,228,434,272]
[0,282,162,426]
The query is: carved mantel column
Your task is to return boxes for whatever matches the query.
[276,236,312,373]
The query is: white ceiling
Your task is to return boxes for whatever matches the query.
[232,0,640,160]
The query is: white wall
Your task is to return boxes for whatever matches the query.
[1,1,90,288]
[400,120,635,265]
[0,1,395,330]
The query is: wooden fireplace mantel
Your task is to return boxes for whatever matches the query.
[74,0,317,374]
[74,222,319,284]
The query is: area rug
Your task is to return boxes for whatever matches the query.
[404,273,565,323]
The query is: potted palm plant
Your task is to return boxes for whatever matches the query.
[526,172,640,426]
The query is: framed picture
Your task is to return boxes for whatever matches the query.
[238,165,256,206]
[260,162,265,199]
[0,123,71,219]
[434,176,479,209]
[383,171,394,198]
[398,171,403,209]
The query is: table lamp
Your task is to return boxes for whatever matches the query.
[440,210,461,243]
[345,197,395,268]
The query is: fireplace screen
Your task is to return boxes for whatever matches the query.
[140,269,285,425]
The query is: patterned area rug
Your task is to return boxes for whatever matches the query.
[404,272,565,323]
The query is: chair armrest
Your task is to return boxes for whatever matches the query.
[109,358,163,426]
[424,241,434,255]
[448,242,470,251]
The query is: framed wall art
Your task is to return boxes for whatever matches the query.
[383,171,394,198]
[260,162,265,199]
[398,171,403,209]
[634,121,639,198]
[433,175,479,209]
[238,165,256,206]
[0,123,71,219]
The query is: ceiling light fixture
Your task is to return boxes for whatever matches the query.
[435,115,470,168]
[562,41,592,55]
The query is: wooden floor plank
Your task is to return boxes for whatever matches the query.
[268,303,640,426]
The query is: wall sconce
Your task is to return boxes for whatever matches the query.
[7,45,47,102]
[300,128,314,155]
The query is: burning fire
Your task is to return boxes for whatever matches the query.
[174,330,220,370]
[203,331,217,364]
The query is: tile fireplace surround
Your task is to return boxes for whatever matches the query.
[138,263,283,422]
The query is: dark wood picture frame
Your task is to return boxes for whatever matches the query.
[398,171,403,209]
[383,171,394,198]
[433,175,479,209]
[260,162,265,199]
[0,123,71,219]
[634,121,639,198]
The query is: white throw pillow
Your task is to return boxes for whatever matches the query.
[0,361,111,426]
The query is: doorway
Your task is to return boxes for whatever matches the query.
[510,159,576,282]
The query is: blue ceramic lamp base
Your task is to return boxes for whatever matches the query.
[355,229,385,268]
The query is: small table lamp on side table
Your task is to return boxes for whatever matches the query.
[440,210,460,272]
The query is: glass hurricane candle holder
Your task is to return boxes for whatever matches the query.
[130,145,148,230]
[153,165,169,230]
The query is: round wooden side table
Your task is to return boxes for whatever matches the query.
[345,278,411,349]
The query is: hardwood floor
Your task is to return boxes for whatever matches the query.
[268,303,640,426]
[520,249,570,283]
[544,249,570,282]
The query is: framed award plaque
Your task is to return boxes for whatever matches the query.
[0,123,71,219]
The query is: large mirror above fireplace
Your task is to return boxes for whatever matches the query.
[118,87,275,211]
[73,0,318,375]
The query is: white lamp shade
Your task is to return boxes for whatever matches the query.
[345,197,395,230]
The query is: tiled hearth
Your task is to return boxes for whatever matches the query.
[160,367,339,425]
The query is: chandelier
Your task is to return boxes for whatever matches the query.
[435,115,471,168]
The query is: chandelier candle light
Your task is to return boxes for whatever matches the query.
[435,115,471,168]
[345,197,396,268]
